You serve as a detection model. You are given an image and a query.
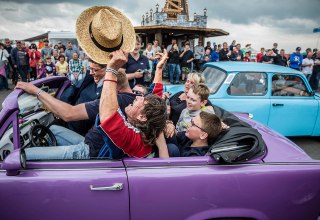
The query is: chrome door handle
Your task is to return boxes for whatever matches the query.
[90,183,123,191]
[272,103,284,107]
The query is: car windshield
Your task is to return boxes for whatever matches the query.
[202,66,226,94]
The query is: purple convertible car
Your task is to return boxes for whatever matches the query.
[0,77,320,220]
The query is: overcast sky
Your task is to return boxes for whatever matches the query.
[0,0,319,53]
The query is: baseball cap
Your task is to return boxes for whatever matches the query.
[296,47,301,51]
[57,41,62,44]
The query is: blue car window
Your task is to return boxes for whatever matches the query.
[202,67,226,94]
[272,74,309,96]
[227,72,267,96]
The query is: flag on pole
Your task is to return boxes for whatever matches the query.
[313,27,320,33]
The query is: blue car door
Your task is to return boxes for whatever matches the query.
[268,73,319,136]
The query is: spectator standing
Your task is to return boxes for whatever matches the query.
[55,55,69,76]
[309,51,320,90]
[312,48,318,60]
[272,43,279,55]
[204,41,212,52]
[256,48,265,63]
[229,40,236,51]
[68,52,84,85]
[36,59,46,79]
[28,43,41,81]
[260,49,275,64]
[303,48,312,59]
[41,39,53,59]
[152,39,162,53]
[230,44,243,61]
[44,55,56,77]
[194,40,204,71]
[243,52,251,62]
[11,40,29,83]
[167,38,178,52]
[301,52,314,79]
[289,47,303,71]
[57,41,66,51]
[179,43,194,81]
[121,35,149,88]
[274,49,288,67]
[143,43,155,73]
[0,42,10,90]
[4,38,14,79]
[210,46,219,62]
[201,49,212,68]
[168,43,181,84]
[51,49,60,64]
[218,44,222,51]
[65,41,80,62]
[219,42,231,61]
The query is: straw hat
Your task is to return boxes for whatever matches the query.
[76,6,136,64]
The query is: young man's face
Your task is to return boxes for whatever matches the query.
[186,88,206,111]
[125,96,146,123]
[185,114,206,141]
[89,63,106,84]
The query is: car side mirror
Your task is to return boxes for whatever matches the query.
[1,149,26,176]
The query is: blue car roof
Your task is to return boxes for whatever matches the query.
[204,62,301,74]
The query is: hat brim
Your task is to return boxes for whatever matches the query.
[76,6,136,64]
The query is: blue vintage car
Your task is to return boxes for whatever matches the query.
[165,62,320,137]
[0,77,320,220]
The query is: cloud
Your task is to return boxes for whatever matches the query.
[0,0,318,52]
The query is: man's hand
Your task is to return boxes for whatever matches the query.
[16,82,39,95]
[164,121,176,138]
[134,70,144,78]
[156,49,168,70]
[107,50,128,71]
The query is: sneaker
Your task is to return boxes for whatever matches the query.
[175,81,180,84]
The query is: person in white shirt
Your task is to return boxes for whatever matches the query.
[143,43,155,73]
[194,41,204,71]
[302,52,314,79]
[152,39,161,53]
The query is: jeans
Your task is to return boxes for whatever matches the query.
[169,63,181,83]
[25,125,90,160]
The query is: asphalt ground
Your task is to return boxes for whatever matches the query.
[1,79,319,160]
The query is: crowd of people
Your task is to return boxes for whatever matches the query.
[1,35,320,91]
[5,6,312,161]
[0,38,90,90]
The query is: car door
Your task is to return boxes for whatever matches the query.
[212,72,270,125]
[124,157,320,220]
[0,77,130,220]
[0,159,129,220]
[268,73,319,136]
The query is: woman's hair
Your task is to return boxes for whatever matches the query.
[133,95,167,146]
[58,54,65,60]
[170,43,178,52]
[187,72,205,84]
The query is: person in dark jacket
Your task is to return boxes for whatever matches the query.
[219,42,231,61]
[10,40,30,83]
[168,43,181,84]
[274,49,288,67]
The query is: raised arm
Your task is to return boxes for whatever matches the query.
[153,49,168,84]
[99,50,128,122]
